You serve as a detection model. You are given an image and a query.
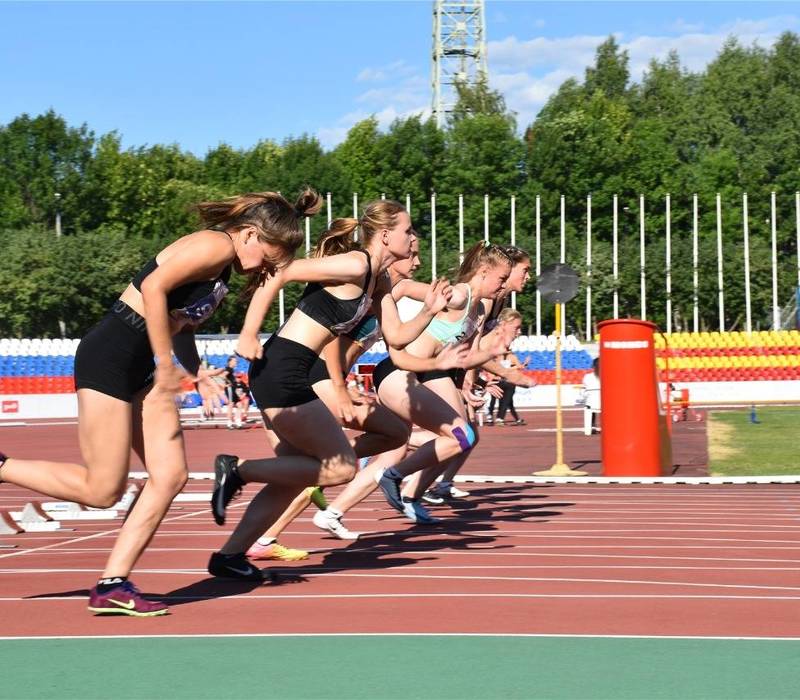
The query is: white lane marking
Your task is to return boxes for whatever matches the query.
[1,632,799,641]
[1,570,799,592]
[0,593,799,601]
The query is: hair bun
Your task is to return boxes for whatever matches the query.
[294,188,323,218]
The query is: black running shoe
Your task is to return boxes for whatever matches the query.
[208,552,265,581]
[211,454,244,526]
[378,469,404,512]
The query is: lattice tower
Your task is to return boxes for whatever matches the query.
[431,0,488,127]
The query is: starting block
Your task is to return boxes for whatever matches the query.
[38,482,139,521]
[9,502,64,532]
[0,510,23,535]
[41,501,118,521]
[113,482,141,511]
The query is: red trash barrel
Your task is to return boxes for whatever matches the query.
[598,319,672,476]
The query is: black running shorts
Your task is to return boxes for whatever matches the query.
[74,301,155,403]
[248,335,321,409]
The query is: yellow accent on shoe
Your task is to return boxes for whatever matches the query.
[249,542,309,562]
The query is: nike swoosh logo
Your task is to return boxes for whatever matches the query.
[229,566,256,576]
[108,598,136,610]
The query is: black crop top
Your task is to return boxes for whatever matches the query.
[296,250,373,335]
[132,258,232,325]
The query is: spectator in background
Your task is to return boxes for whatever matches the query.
[223,356,251,429]
[581,357,601,434]
[486,350,527,426]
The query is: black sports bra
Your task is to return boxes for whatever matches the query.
[296,250,373,335]
[132,258,231,325]
[482,296,508,335]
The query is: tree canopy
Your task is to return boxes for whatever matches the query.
[2,34,798,337]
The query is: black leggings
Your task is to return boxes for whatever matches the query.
[488,381,519,421]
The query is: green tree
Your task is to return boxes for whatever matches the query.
[0,110,94,231]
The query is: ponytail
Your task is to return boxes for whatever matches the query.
[196,188,322,250]
[197,188,322,298]
[503,245,530,265]
[311,218,360,258]
[457,241,512,283]
[310,199,407,258]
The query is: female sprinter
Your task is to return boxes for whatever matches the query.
[417,245,536,502]
[207,201,455,579]
[0,189,322,615]
[312,241,511,530]
[243,237,470,553]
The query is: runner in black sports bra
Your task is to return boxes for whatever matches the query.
[74,257,232,402]
[0,187,322,615]
[247,249,374,409]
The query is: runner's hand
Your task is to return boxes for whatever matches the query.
[424,278,453,315]
[236,333,263,361]
[195,367,227,416]
[462,386,486,408]
[435,342,470,370]
[333,384,356,424]
[486,380,504,400]
[154,362,185,397]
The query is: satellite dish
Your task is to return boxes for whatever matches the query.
[537,263,580,304]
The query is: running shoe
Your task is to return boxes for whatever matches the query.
[246,541,309,562]
[312,509,361,540]
[207,552,265,581]
[211,454,244,526]
[511,419,527,426]
[421,490,445,505]
[429,483,470,499]
[308,486,328,510]
[88,580,168,617]
[401,499,440,525]
[377,469,404,512]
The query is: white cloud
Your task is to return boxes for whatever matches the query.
[488,14,799,129]
[318,69,429,148]
[356,60,416,83]
[321,13,800,149]
[668,18,704,34]
[356,67,387,82]
[316,102,430,150]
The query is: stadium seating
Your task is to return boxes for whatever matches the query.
[3,331,799,394]
[654,330,800,382]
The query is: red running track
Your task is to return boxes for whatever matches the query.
[2,472,798,639]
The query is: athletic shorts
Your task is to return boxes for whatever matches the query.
[308,355,330,386]
[73,300,155,403]
[371,357,458,393]
[248,335,320,409]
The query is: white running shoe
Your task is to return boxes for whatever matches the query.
[402,499,440,524]
[448,485,470,498]
[312,509,360,540]
[429,482,470,500]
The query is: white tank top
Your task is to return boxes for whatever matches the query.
[396,296,424,323]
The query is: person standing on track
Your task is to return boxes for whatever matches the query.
[0,188,322,616]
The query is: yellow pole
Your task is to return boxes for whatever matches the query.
[534,302,587,477]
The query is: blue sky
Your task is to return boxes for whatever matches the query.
[1,1,797,155]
